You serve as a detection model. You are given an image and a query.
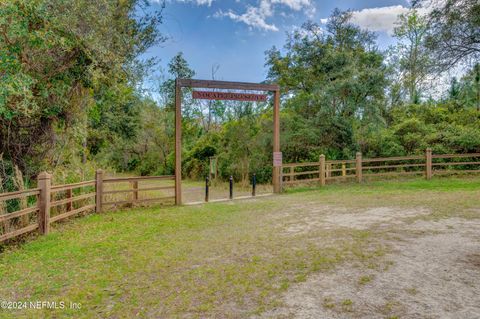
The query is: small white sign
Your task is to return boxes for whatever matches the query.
[273,152,283,167]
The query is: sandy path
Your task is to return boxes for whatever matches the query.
[182,184,272,203]
[262,207,480,319]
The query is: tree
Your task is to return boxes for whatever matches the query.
[447,63,480,110]
[464,63,480,111]
[265,9,389,160]
[159,52,201,120]
[392,10,433,103]
[0,0,164,179]
[414,0,480,69]
[132,98,174,175]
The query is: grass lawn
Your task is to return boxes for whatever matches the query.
[1,176,479,318]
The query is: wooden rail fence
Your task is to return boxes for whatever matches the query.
[0,170,174,243]
[282,149,480,187]
[2,150,479,243]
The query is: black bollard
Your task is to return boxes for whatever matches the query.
[205,176,209,202]
[229,175,233,200]
[252,173,256,197]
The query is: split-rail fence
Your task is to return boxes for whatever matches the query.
[1,149,480,243]
[282,148,480,187]
[0,171,174,243]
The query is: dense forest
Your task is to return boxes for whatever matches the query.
[0,0,479,190]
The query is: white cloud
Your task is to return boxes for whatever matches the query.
[215,1,277,31]
[155,0,214,6]
[215,0,315,32]
[190,0,214,5]
[350,5,410,35]
[216,6,279,31]
[272,0,315,15]
[319,5,431,35]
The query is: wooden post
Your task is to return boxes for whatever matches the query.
[326,163,331,178]
[37,172,51,235]
[356,152,363,183]
[95,169,103,213]
[342,163,346,177]
[279,169,283,192]
[132,181,138,204]
[290,166,294,182]
[205,177,209,202]
[273,89,281,193]
[175,80,182,205]
[66,188,73,212]
[426,148,432,180]
[319,155,326,186]
[176,79,281,197]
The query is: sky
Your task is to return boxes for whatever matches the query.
[145,0,413,84]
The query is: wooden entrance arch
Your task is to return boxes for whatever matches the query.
[175,79,281,205]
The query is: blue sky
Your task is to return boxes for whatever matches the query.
[145,0,412,83]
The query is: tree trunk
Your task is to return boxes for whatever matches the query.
[0,176,8,235]
[13,165,28,227]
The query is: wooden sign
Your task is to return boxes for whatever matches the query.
[273,152,283,167]
[192,91,267,102]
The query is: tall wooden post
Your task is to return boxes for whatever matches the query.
[273,89,281,193]
[356,152,363,183]
[175,80,182,205]
[95,169,103,213]
[426,148,432,180]
[342,163,346,177]
[37,172,51,235]
[319,155,326,186]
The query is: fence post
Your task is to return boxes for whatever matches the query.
[252,173,256,196]
[426,148,432,180]
[205,176,209,202]
[319,155,326,186]
[37,172,51,235]
[96,169,104,213]
[356,152,363,183]
[131,181,138,205]
[342,163,346,177]
[66,188,72,212]
[279,169,283,192]
[290,166,294,182]
[229,176,233,200]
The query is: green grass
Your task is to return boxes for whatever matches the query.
[341,299,354,312]
[0,200,360,318]
[0,176,479,318]
[358,275,374,285]
[285,176,480,220]
[286,175,480,194]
